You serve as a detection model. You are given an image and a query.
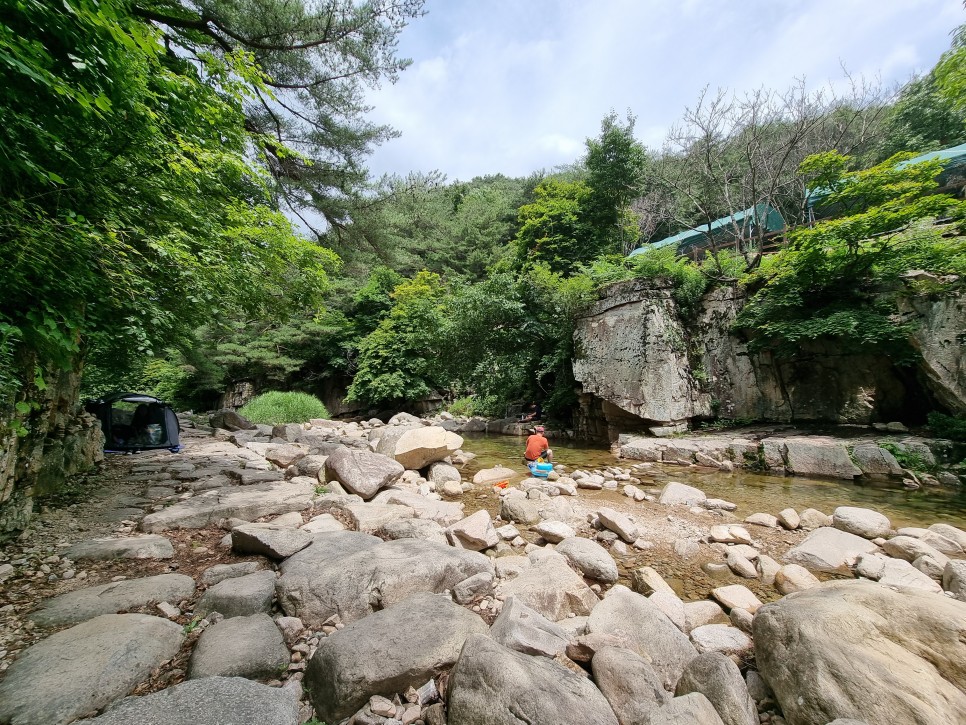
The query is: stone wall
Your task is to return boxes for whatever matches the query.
[573,279,962,440]
[0,357,104,541]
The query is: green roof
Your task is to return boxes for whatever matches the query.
[629,203,785,257]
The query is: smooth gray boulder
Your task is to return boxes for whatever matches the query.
[446,509,499,550]
[494,554,598,621]
[587,584,698,690]
[646,693,725,725]
[196,570,276,618]
[447,634,618,725]
[675,652,757,725]
[944,559,966,601]
[500,495,541,524]
[0,613,183,725]
[73,676,298,725]
[489,595,571,657]
[783,437,861,479]
[591,646,669,724]
[298,513,345,534]
[832,507,891,539]
[426,461,462,485]
[850,443,903,476]
[277,537,493,626]
[596,507,640,542]
[140,480,314,532]
[323,447,404,500]
[210,409,257,431]
[453,571,494,605]
[783,526,879,574]
[231,523,313,560]
[375,425,463,469]
[201,561,264,586]
[928,522,966,550]
[277,530,382,575]
[304,592,488,724]
[659,481,707,506]
[65,534,174,560]
[188,613,289,680]
[29,573,195,627]
[380,517,448,544]
[371,488,465,525]
[555,536,619,583]
[881,535,950,566]
[754,579,966,725]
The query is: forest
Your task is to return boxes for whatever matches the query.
[2,0,966,434]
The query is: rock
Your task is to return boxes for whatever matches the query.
[323,447,404,500]
[587,584,697,690]
[533,519,576,544]
[726,550,758,579]
[851,443,903,476]
[29,573,195,627]
[375,425,463,470]
[783,437,861,479]
[490,595,571,657]
[299,513,346,534]
[140,480,314,532]
[426,461,462,486]
[777,508,800,530]
[649,589,687,632]
[832,506,892,539]
[744,513,779,528]
[296,454,328,478]
[453,572,494,604]
[591,646,669,723]
[447,634,619,725]
[277,537,493,626]
[65,534,174,560]
[711,585,762,614]
[446,510,499,551]
[188,613,289,679]
[944,560,966,601]
[209,409,257,431]
[269,511,305,528]
[575,473,605,490]
[201,561,264,586]
[913,553,946,582]
[881,535,950,566]
[275,615,305,645]
[745,670,772,703]
[675,652,757,725]
[264,443,307,468]
[774,564,821,594]
[631,565,674,596]
[196,570,276,618]
[659,481,707,506]
[342,502,415,534]
[684,600,725,633]
[690,624,754,660]
[798,508,833,530]
[500,495,541,524]
[472,466,517,485]
[704,498,738,511]
[555,537,619,583]
[928,522,966,551]
[304,593,488,724]
[231,523,312,560]
[596,507,640,543]
[754,579,966,725]
[0,614,183,725]
[381,517,448,544]
[756,554,781,585]
[73,676,298,725]
[710,525,753,544]
[645,693,725,725]
[440,480,463,496]
[371,489,465,525]
[495,555,598,621]
[729,607,753,634]
[783,526,879,574]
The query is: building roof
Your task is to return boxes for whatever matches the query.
[629,203,785,257]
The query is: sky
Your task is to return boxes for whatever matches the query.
[363,0,965,182]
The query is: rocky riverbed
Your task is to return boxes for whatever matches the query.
[0,413,964,725]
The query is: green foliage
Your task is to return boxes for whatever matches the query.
[580,248,709,314]
[238,391,329,425]
[935,24,966,114]
[879,441,931,473]
[445,396,479,417]
[927,412,966,442]
[513,179,594,274]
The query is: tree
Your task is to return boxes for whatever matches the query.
[512,179,593,274]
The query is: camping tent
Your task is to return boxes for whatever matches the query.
[86,392,181,453]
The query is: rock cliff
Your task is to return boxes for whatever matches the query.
[574,279,965,439]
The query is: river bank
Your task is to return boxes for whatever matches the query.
[0,414,964,724]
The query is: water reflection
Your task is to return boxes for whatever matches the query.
[458,433,966,530]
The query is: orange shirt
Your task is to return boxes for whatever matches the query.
[525,434,549,461]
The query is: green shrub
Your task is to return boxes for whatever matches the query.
[446,396,478,417]
[238,391,329,425]
[927,412,966,441]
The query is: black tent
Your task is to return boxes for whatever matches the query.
[86,392,181,453]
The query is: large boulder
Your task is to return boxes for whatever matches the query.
[277,537,493,626]
[753,580,966,725]
[0,614,183,725]
[304,592,487,724]
[29,573,195,627]
[494,554,598,621]
[854,553,943,593]
[447,634,619,725]
[188,613,289,680]
[500,495,541,524]
[783,526,879,574]
[646,693,725,725]
[944,559,966,601]
[446,510,499,551]
[592,646,669,723]
[371,488,465,525]
[587,584,698,690]
[555,536,619,583]
[73,677,298,725]
[323,447,404,500]
[850,443,903,476]
[426,461,462,485]
[231,523,313,560]
[489,595,571,658]
[381,517,449,544]
[195,570,277,618]
[832,507,891,539]
[65,534,174,560]
[675,652,757,725]
[783,437,861,479]
[375,425,463,469]
[659,481,707,506]
[210,409,257,431]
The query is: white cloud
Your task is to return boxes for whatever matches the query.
[365,0,965,181]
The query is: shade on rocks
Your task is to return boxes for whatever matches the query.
[304,593,488,724]
[447,634,619,725]
[753,579,966,725]
[72,677,298,725]
[0,614,183,725]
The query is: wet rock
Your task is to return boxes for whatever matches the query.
[30,573,195,627]
[555,536,619,583]
[490,595,571,657]
[783,527,879,575]
[196,570,276,618]
[231,523,313,560]
[447,634,618,725]
[592,646,668,723]
[65,534,174,560]
[754,580,966,725]
[188,613,289,679]
[675,652,757,725]
[0,614,183,725]
[305,593,487,724]
[832,507,891,539]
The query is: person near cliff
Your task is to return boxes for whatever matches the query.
[524,425,553,462]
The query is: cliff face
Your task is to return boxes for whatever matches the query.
[573,280,965,440]
[0,357,103,540]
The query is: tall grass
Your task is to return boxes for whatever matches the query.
[238,391,329,425]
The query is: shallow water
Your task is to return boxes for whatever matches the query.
[459,432,966,530]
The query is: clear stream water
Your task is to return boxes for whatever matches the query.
[457,433,966,531]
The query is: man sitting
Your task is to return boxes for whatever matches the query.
[524,425,553,463]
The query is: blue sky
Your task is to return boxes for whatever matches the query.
[364,0,965,181]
